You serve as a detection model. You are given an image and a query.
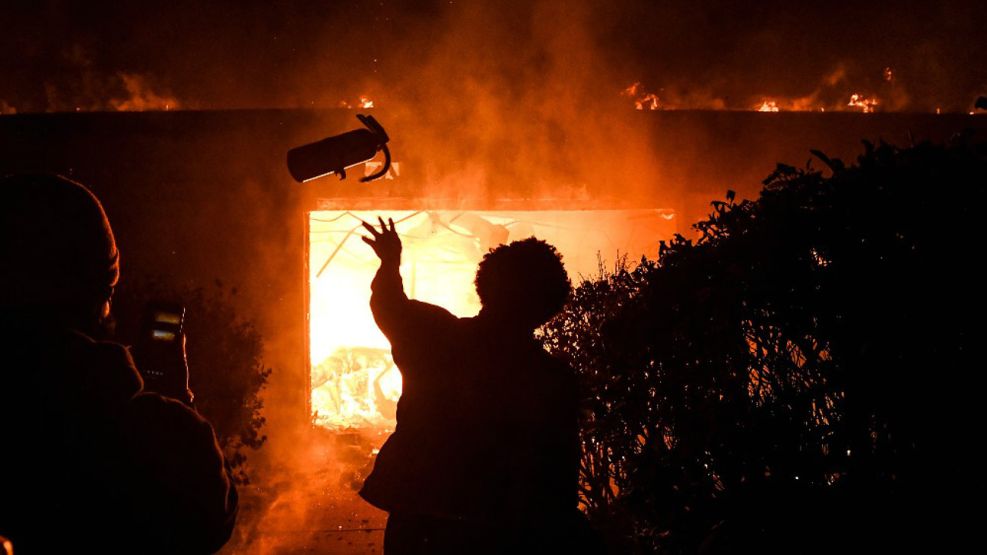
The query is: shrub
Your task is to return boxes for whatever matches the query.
[543,138,987,553]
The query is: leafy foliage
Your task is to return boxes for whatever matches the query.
[542,138,987,553]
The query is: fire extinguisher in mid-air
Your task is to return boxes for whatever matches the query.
[287,114,392,183]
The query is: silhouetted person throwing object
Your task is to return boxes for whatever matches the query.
[0,174,237,554]
[359,217,587,554]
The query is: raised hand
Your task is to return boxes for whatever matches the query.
[361,217,402,266]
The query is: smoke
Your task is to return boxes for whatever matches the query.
[3,1,982,210]
[108,73,180,111]
[732,63,912,112]
[204,7,665,550]
[221,428,388,553]
[23,42,182,112]
[3,2,986,551]
[2,1,984,113]
[346,2,661,201]
[41,70,180,112]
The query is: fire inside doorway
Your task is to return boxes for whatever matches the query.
[308,208,676,430]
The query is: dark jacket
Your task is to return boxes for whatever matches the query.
[359,264,579,527]
[0,315,237,554]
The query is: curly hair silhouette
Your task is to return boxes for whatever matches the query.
[474,237,571,330]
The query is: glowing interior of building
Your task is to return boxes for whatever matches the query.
[308,208,675,429]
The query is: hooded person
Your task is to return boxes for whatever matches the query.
[0,174,237,554]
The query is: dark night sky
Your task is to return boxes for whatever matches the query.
[1,0,985,113]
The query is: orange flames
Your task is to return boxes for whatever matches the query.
[622,82,661,110]
[757,100,780,112]
[748,94,880,113]
[624,83,886,113]
[338,95,375,110]
[847,93,879,113]
[309,208,675,429]
[622,66,903,113]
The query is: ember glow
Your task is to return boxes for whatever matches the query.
[847,93,879,112]
[757,100,780,112]
[620,65,906,113]
[309,208,675,429]
[337,96,375,110]
[635,93,660,111]
[622,82,661,110]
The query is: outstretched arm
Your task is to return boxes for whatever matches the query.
[362,217,414,338]
[361,217,407,308]
[361,216,457,373]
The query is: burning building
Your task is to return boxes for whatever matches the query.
[2,106,985,552]
[2,107,983,438]
[3,1,987,551]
